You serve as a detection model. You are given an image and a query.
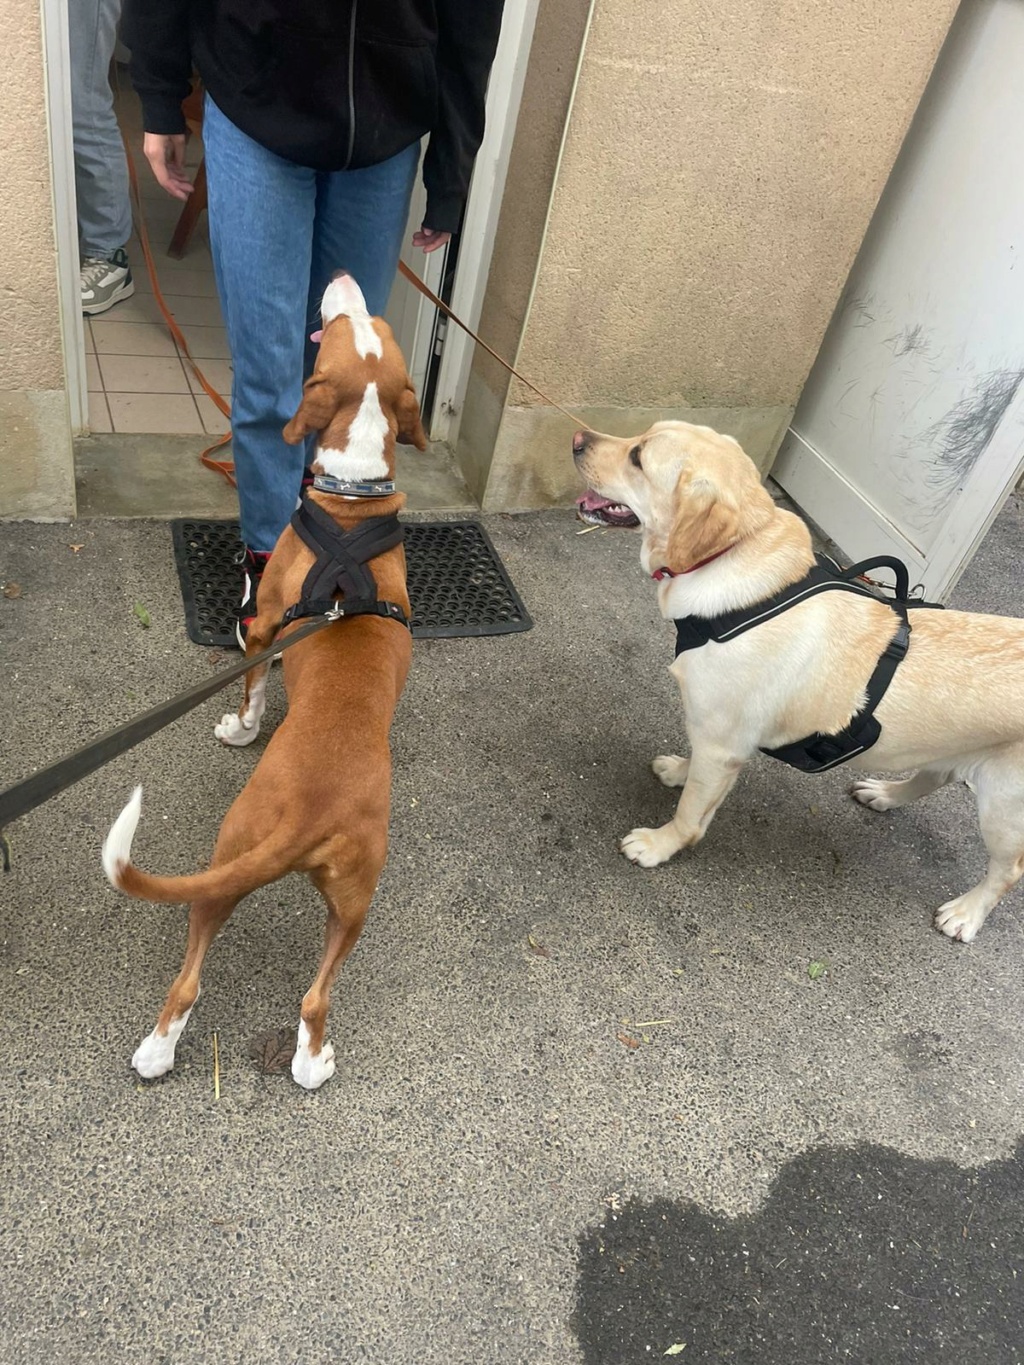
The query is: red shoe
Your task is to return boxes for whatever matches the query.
[235,547,271,649]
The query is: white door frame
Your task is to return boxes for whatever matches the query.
[384,168,448,402]
[41,0,88,436]
[401,243,446,405]
[42,0,539,450]
[427,0,541,446]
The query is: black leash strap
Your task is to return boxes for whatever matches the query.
[0,500,411,861]
[0,613,336,843]
[844,555,911,602]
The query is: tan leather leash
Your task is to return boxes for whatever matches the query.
[397,260,584,427]
[123,136,237,487]
[123,102,580,490]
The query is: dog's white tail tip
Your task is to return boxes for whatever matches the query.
[102,785,143,886]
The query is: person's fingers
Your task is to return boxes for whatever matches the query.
[142,133,194,201]
[412,227,452,255]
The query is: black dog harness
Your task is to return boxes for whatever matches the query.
[281,494,410,630]
[673,554,942,773]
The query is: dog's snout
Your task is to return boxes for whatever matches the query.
[572,429,592,460]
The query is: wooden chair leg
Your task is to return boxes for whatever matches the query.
[167,158,208,260]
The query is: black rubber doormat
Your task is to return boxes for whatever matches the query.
[170,519,533,647]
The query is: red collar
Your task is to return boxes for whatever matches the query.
[652,544,734,582]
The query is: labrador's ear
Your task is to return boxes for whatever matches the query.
[665,476,739,572]
[282,375,338,445]
[395,384,428,451]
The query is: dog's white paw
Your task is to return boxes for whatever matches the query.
[292,1039,336,1091]
[132,1005,193,1079]
[214,711,260,747]
[935,895,986,944]
[850,777,898,812]
[620,825,680,868]
[652,754,690,788]
[132,1029,178,1079]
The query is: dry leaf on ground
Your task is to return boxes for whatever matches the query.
[248,1027,297,1074]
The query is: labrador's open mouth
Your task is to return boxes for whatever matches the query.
[575,491,640,528]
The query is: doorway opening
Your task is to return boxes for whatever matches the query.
[51,3,542,514]
[82,60,228,440]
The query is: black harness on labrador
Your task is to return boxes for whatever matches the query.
[281,494,409,630]
[672,554,943,773]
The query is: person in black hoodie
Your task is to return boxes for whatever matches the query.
[122,0,505,643]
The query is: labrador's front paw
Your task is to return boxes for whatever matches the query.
[620,824,682,868]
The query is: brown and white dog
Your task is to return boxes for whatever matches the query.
[103,273,426,1088]
[575,419,1024,943]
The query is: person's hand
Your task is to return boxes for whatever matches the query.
[142,133,193,201]
[412,226,451,254]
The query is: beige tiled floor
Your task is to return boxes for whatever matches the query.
[88,72,232,437]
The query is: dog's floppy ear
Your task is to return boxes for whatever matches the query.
[395,384,428,451]
[282,375,338,445]
[665,476,739,572]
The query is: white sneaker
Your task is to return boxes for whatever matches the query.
[81,248,135,316]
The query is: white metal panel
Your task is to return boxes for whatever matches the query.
[774,0,1024,599]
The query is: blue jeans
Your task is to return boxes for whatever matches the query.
[203,96,420,552]
[70,0,132,258]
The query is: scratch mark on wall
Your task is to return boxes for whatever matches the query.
[838,291,882,327]
[885,323,933,359]
[923,366,1024,500]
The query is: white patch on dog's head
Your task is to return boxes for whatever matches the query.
[319,275,383,360]
[316,381,389,481]
[348,314,384,361]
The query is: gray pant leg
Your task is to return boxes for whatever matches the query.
[69,0,132,258]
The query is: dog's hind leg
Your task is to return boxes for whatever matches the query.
[130,798,265,1078]
[132,892,239,1078]
[291,851,383,1091]
[935,751,1024,944]
[850,769,952,812]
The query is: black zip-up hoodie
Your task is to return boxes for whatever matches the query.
[122,0,505,234]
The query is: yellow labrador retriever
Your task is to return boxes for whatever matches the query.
[573,420,1024,943]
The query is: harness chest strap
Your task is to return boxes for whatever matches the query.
[671,554,942,774]
[282,496,410,629]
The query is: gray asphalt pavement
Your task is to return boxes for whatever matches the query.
[1,499,1023,1363]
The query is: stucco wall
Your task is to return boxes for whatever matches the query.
[0,0,74,519]
[464,0,960,510]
